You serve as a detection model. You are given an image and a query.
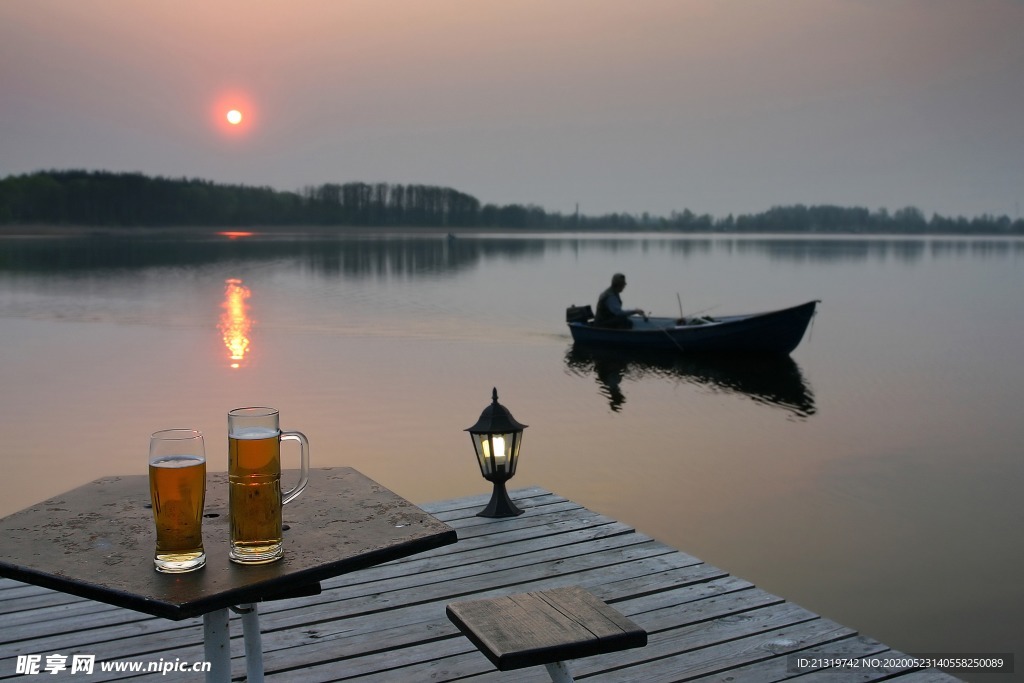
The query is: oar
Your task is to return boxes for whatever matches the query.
[690,304,720,317]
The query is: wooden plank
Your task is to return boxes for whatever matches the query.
[686,634,892,682]
[248,532,663,634]
[0,581,57,598]
[568,618,856,683]
[3,612,200,660]
[0,588,86,615]
[257,559,729,675]
[1,544,693,669]
[428,492,571,522]
[883,670,965,683]
[263,572,748,672]
[418,487,552,516]
[437,604,845,683]
[2,601,148,637]
[289,584,791,683]
[251,538,679,632]
[314,520,637,596]
[0,487,959,683]
[256,548,704,655]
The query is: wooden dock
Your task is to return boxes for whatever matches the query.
[1,488,961,682]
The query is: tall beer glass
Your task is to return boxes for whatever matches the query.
[228,407,310,564]
[149,429,207,573]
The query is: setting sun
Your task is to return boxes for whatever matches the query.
[212,91,254,135]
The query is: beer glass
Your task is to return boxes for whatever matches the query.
[228,407,310,564]
[148,429,207,573]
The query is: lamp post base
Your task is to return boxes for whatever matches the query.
[478,480,524,518]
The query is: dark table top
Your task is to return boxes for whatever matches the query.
[0,467,456,620]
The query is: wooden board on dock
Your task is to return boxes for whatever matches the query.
[0,487,961,682]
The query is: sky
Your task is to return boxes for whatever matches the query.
[2,0,1022,219]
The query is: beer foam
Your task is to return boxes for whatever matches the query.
[230,426,279,440]
[150,454,205,467]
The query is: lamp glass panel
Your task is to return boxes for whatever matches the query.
[471,433,491,476]
[507,432,522,476]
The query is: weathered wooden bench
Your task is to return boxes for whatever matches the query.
[446,586,648,682]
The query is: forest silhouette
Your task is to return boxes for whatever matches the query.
[1,170,1020,235]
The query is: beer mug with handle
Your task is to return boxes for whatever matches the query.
[228,407,310,564]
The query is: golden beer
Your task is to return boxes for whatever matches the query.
[229,428,285,563]
[227,407,309,565]
[149,454,206,572]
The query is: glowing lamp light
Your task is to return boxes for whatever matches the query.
[465,388,528,517]
[481,435,507,470]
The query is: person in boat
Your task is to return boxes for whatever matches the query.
[594,273,646,329]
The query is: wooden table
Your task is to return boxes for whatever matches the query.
[0,467,457,682]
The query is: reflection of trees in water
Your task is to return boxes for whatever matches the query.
[546,236,1022,264]
[729,238,1024,263]
[0,234,545,278]
[305,237,545,277]
[564,345,817,419]
[0,233,1018,277]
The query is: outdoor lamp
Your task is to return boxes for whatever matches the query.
[465,388,528,517]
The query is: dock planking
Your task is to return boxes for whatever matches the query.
[0,487,961,682]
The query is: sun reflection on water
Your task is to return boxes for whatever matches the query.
[218,278,252,369]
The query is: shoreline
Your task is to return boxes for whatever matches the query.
[2,223,1024,240]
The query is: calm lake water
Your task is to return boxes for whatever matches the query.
[1,230,1021,678]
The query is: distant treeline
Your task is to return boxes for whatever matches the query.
[1,169,1021,235]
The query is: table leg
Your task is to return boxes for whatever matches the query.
[544,661,576,683]
[203,608,231,683]
[238,603,265,683]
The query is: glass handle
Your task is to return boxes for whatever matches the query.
[280,430,310,505]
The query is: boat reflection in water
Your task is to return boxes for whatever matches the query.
[564,346,817,418]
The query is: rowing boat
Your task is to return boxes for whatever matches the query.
[566,300,819,355]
